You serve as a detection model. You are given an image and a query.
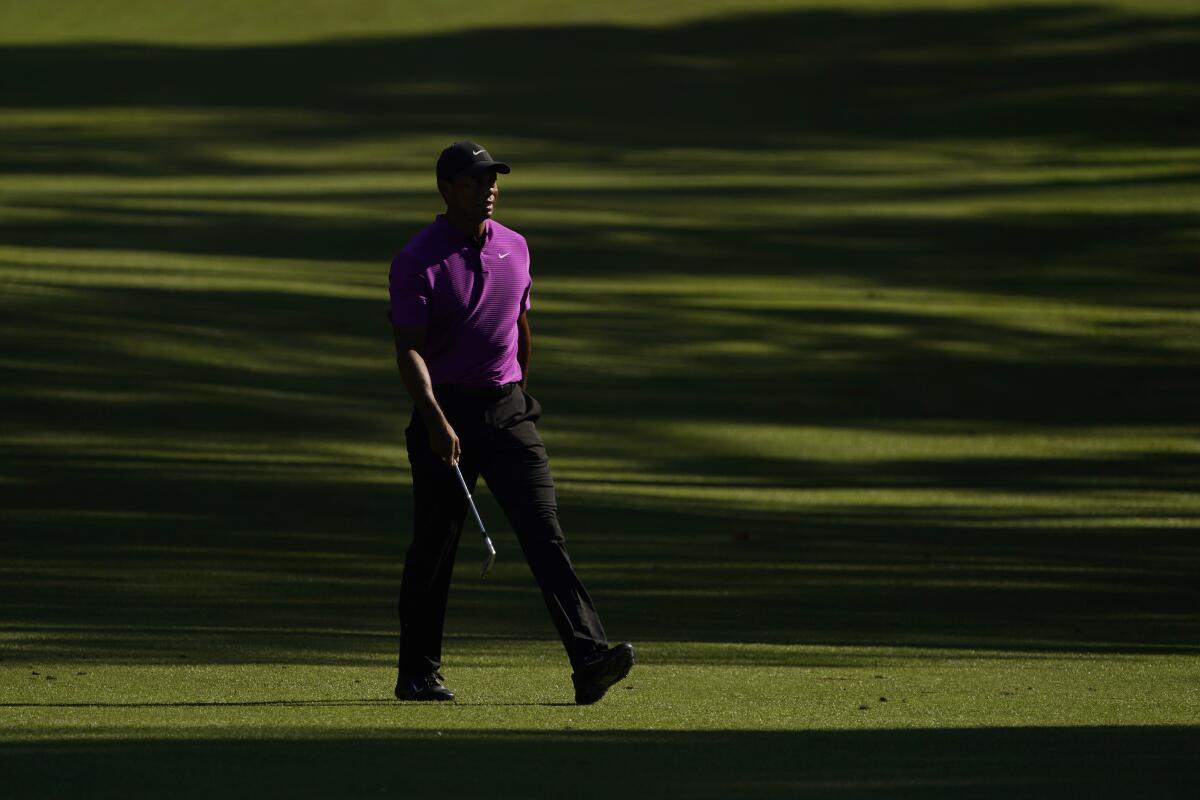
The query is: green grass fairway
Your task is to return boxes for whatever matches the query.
[2,0,1199,797]
[5,643,1199,797]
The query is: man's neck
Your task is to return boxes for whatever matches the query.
[444,209,486,244]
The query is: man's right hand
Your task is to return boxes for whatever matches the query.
[429,421,461,466]
[393,324,461,466]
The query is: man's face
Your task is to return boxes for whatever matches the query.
[440,169,499,222]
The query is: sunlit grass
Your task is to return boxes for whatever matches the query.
[2,0,1195,45]
[0,245,379,296]
[2,1,1198,795]
[4,640,1198,738]
[3,137,1198,224]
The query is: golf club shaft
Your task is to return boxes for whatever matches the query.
[454,463,487,534]
[454,463,497,579]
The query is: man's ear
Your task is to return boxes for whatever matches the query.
[437,178,451,204]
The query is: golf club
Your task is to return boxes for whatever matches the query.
[454,463,496,578]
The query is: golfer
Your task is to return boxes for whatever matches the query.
[388,141,634,704]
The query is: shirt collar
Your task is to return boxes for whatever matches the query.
[437,214,491,249]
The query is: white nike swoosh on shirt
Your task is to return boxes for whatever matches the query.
[498,252,510,259]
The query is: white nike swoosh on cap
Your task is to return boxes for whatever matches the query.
[472,148,485,155]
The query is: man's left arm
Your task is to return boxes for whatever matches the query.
[517,309,531,390]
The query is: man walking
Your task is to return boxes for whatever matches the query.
[389,140,634,704]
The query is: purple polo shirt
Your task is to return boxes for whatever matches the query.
[389,215,531,388]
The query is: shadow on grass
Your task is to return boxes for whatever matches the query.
[2,481,1197,662]
[2,3,1199,665]
[1,5,1197,157]
[0,699,395,708]
[4,726,1199,799]
[0,3,1197,310]
[0,699,576,708]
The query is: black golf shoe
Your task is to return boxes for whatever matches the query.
[395,671,455,702]
[571,643,635,705]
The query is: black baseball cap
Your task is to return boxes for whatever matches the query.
[436,140,511,183]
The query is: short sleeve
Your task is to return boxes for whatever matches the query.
[389,253,432,327]
[521,275,532,313]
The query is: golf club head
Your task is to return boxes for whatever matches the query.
[481,535,497,579]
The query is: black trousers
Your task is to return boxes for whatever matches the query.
[397,383,608,676]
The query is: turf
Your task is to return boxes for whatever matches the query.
[2,0,1199,797]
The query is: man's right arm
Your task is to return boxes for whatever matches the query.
[393,324,460,466]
